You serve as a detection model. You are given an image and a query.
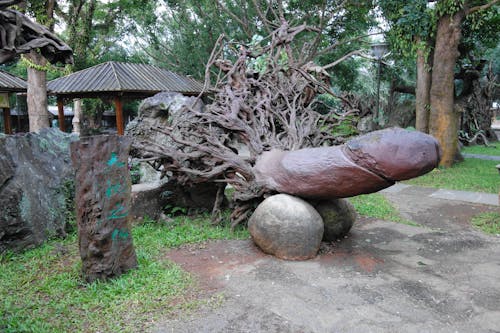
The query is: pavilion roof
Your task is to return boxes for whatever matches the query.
[0,70,27,92]
[47,61,204,99]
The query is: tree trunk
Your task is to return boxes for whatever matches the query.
[429,11,464,167]
[415,46,432,133]
[46,0,56,31]
[26,50,49,132]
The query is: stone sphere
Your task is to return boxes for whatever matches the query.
[312,199,356,241]
[248,194,324,260]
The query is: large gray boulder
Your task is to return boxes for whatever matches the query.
[126,91,204,159]
[0,129,76,253]
[248,194,324,260]
[126,92,221,213]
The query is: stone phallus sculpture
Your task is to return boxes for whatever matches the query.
[254,128,441,199]
[249,128,440,260]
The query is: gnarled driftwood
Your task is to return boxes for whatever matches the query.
[0,0,72,64]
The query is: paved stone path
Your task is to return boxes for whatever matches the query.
[462,153,500,161]
[155,185,500,333]
[381,183,499,206]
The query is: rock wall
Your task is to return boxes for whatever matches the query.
[0,129,76,252]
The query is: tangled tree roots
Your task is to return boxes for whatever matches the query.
[135,20,360,227]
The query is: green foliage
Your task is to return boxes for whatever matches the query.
[130,0,375,86]
[380,0,500,68]
[163,204,188,217]
[315,1,375,92]
[314,93,341,114]
[404,158,499,193]
[329,57,373,93]
[129,0,263,79]
[459,4,500,73]
[24,0,56,28]
[379,0,434,57]
[53,0,156,70]
[332,115,358,138]
[435,0,465,17]
[471,212,500,235]
[484,42,500,79]
[129,161,141,185]
[0,214,248,332]
[0,57,68,81]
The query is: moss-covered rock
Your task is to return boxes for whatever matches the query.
[312,199,356,241]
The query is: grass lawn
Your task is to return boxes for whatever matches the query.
[0,215,248,333]
[349,193,420,227]
[471,212,500,235]
[461,144,500,156]
[404,158,499,194]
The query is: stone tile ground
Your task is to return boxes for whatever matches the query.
[155,186,500,333]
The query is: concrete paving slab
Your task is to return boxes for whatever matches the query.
[430,189,499,206]
[462,153,500,161]
[382,184,499,207]
[155,195,500,333]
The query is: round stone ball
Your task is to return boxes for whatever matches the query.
[312,198,356,241]
[248,194,324,260]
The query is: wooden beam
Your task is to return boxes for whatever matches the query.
[115,96,124,135]
[57,98,66,132]
[3,107,12,134]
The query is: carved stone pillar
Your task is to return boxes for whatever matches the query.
[70,135,137,282]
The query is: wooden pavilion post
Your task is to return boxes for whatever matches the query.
[3,107,12,134]
[57,97,66,132]
[114,96,124,136]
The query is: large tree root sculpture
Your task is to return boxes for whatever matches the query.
[131,19,441,227]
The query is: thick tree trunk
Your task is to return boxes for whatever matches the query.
[26,50,49,132]
[415,46,432,133]
[429,12,464,167]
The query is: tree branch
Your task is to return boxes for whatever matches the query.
[321,50,363,70]
[466,0,499,15]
